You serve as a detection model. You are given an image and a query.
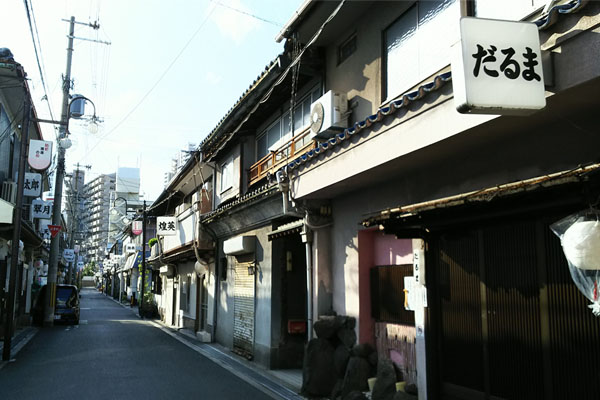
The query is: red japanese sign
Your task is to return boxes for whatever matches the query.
[48,225,62,238]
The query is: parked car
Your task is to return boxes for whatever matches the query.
[32,284,80,325]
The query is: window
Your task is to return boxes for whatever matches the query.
[370,264,415,325]
[255,86,322,160]
[384,0,460,101]
[220,158,233,193]
[338,34,357,65]
[475,0,546,21]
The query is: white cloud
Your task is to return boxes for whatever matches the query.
[212,0,260,45]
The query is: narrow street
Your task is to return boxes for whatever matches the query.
[0,288,278,400]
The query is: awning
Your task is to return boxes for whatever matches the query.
[268,219,304,241]
[363,163,600,231]
[0,198,14,224]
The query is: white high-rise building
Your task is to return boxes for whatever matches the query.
[82,173,115,264]
[163,143,196,188]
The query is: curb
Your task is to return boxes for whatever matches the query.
[0,326,39,371]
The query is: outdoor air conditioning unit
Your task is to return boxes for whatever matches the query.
[1,180,17,204]
[309,90,349,140]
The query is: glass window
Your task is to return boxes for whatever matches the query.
[220,158,233,192]
[384,0,459,100]
[475,0,546,21]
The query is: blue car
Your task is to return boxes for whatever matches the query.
[32,284,80,325]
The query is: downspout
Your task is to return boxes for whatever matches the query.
[276,169,315,339]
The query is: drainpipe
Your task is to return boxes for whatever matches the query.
[301,227,314,340]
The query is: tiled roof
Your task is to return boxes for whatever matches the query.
[201,183,278,223]
[284,0,588,173]
[535,0,587,30]
[286,72,452,171]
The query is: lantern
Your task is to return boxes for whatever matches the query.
[562,220,600,270]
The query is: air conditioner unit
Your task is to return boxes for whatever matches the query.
[310,90,349,139]
[1,180,17,204]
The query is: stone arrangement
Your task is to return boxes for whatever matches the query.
[301,315,417,400]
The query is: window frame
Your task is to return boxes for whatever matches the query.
[382,0,461,103]
[219,157,233,194]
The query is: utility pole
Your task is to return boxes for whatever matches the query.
[44,16,75,326]
[43,16,107,325]
[66,163,80,285]
[2,97,31,361]
[139,201,147,319]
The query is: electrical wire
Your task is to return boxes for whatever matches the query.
[23,0,56,123]
[210,0,284,27]
[77,3,218,163]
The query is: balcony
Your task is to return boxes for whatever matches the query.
[249,127,316,187]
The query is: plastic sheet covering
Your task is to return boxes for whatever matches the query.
[551,210,600,316]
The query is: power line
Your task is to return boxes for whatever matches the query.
[210,0,284,27]
[23,0,56,123]
[77,3,218,163]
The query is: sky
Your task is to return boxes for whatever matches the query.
[1,0,303,201]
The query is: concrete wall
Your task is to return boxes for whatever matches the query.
[215,226,275,368]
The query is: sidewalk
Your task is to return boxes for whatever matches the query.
[0,326,39,370]
[108,294,305,400]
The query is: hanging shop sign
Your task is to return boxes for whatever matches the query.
[28,140,53,171]
[23,173,42,197]
[32,199,52,219]
[125,243,137,253]
[452,17,545,115]
[132,220,143,236]
[63,249,75,262]
[157,216,177,236]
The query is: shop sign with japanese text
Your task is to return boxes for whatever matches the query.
[31,199,52,219]
[23,173,42,197]
[28,140,53,171]
[452,17,545,115]
[157,216,177,236]
[63,249,75,262]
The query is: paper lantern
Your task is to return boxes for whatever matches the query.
[562,220,600,270]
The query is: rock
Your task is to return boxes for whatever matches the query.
[334,345,351,378]
[314,315,342,339]
[368,350,378,367]
[343,390,369,400]
[341,357,371,397]
[405,383,418,396]
[372,359,397,400]
[331,379,344,400]
[301,338,336,397]
[345,316,356,330]
[393,391,418,400]
[337,327,357,348]
[352,343,375,359]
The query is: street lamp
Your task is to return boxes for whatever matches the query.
[44,93,99,327]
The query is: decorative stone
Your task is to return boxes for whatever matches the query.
[301,338,336,397]
[372,359,397,400]
[337,327,357,348]
[314,315,341,339]
[405,383,418,395]
[334,345,351,378]
[331,379,344,400]
[352,343,376,359]
[343,390,369,400]
[341,357,371,397]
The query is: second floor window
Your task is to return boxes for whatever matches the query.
[384,0,459,101]
[220,158,233,193]
[256,86,321,160]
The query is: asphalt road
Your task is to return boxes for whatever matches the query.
[0,288,274,400]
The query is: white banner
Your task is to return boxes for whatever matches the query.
[28,140,53,171]
[31,199,52,219]
[157,216,177,236]
[452,17,545,115]
[23,173,42,197]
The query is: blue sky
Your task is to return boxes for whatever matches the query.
[1,0,303,200]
